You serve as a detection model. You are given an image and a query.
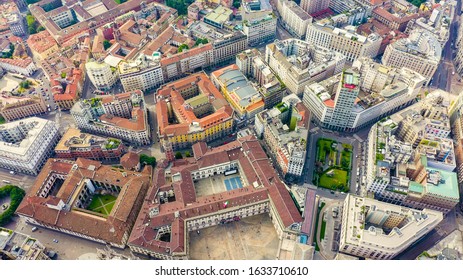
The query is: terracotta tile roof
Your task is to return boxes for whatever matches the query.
[142,25,175,56]
[99,107,146,131]
[0,57,34,69]
[15,158,151,246]
[160,43,212,66]
[128,136,302,256]
[121,151,139,170]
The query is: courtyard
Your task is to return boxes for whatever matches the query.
[314,138,352,192]
[86,194,117,216]
[189,214,280,260]
[194,173,244,197]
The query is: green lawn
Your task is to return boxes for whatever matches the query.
[87,194,117,215]
[317,138,336,163]
[319,169,348,191]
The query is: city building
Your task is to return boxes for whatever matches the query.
[236,49,286,110]
[328,0,370,26]
[86,60,118,91]
[255,94,310,180]
[455,19,463,77]
[242,14,277,47]
[188,22,247,66]
[119,53,164,93]
[305,23,382,62]
[54,128,127,160]
[6,13,26,36]
[0,94,47,122]
[0,117,59,175]
[382,29,441,84]
[279,1,313,39]
[51,68,83,110]
[211,64,265,125]
[265,39,346,96]
[155,72,234,151]
[365,91,460,213]
[303,57,425,132]
[15,158,152,248]
[71,91,151,146]
[0,228,50,260]
[0,57,36,76]
[339,194,442,260]
[203,5,233,29]
[357,18,408,55]
[371,6,419,32]
[300,0,330,15]
[26,31,60,61]
[128,135,302,259]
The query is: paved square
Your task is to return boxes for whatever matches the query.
[189,214,280,260]
[194,173,244,197]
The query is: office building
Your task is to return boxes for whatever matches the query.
[382,30,441,84]
[306,23,381,62]
[119,54,164,93]
[339,194,442,259]
[265,39,345,96]
[0,117,59,175]
[280,1,313,39]
[303,58,425,132]
[300,0,330,15]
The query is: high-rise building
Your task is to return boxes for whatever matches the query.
[300,0,330,15]
[265,39,345,96]
[306,23,382,62]
[303,58,425,132]
[339,194,442,260]
[0,117,59,175]
[241,0,276,46]
[86,60,118,91]
[382,30,440,84]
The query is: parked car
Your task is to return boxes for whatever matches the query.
[31,227,38,232]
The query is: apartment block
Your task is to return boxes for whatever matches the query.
[0,117,60,175]
[340,194,442,259]
[265,39,346,96]
[280,1,313,40]
[26,31,59,61]
[0,57,36,76]
[306,23,381,62]
[255,94,310,180]
[242,14,277,47]
[382,30,440,84]
[303,57,425,132]
[0,95,47,122]
[86,60,118,91]
[300,0,330,15]
[119,54,164,93]
[71,91,151,146]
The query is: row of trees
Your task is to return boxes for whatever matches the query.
[140,154,156,167]
[1,44,14,59]
[0,185,25,226]
[26,13,44,35]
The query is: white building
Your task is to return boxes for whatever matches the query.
[305,23,381,62]
[280,1,313,39]
[119,54,164,93]
[0,117,59,175]
[265,39,345,96]
[86,60,118,91]
[382,30,441,84]
[300,0,330,15]
[340,194,442,260]
[0,58,37,76]
[243,14,277,47]
[303,58,425,132]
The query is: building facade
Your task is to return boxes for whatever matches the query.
[86,60,118,91]
[0,117,59,175]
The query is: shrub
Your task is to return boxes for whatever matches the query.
[0,185,25,226]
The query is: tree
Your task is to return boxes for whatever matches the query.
[103,40,112,50]
[0,185,25,226]
[178,44,189,52]
[194,38,209,46]
[233,0,240,8]
[175,152,183,159]
[140,154,156,167]
[165,0,194,15]
[60,72,66,79]
[185,151,191,157]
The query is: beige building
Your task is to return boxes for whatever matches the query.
[26,30,59,61]
[86,60,118,91]
[340,194,442,260]
[280,0,313,39]
[265,39,345,96]
[300,0,330,15]
[305,23,382,62]
[0,95,47,122]
[119,54,165,93]
[382,30,440,84]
